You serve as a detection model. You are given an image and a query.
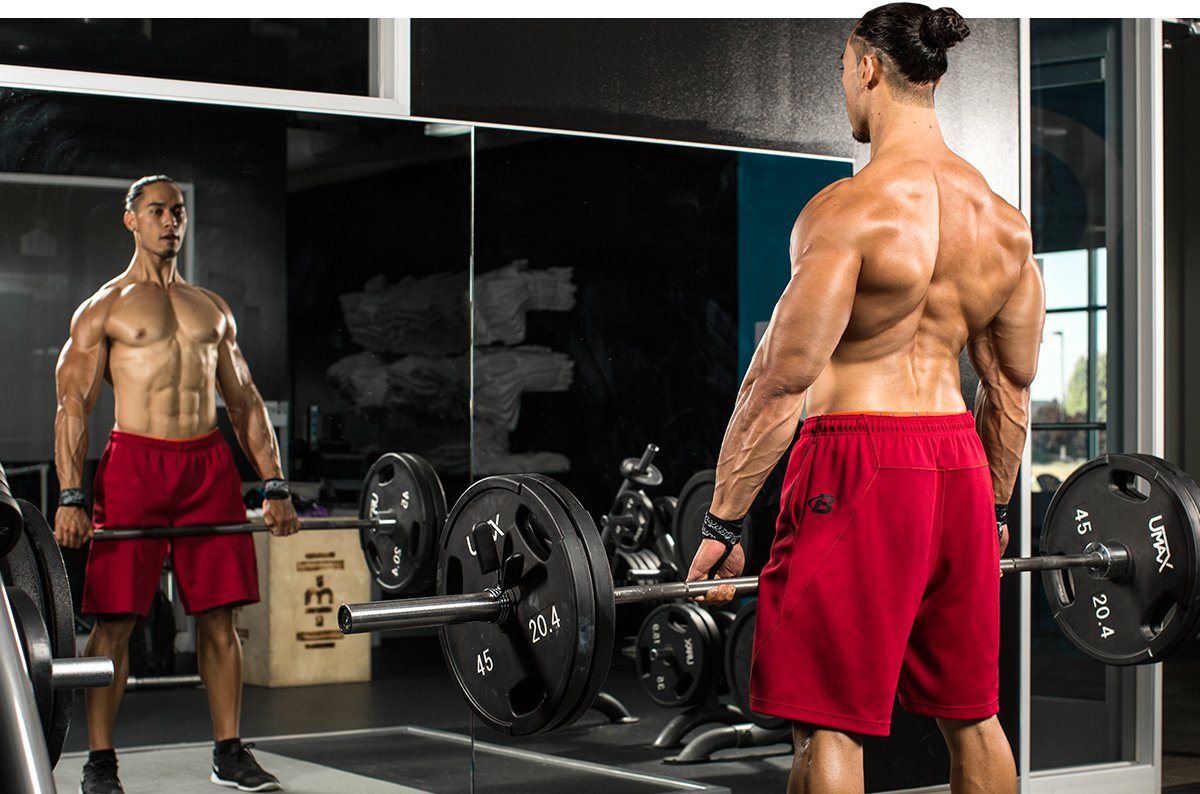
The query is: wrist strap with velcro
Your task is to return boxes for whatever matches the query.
[700,511,744,578]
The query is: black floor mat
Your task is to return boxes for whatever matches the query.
[258,725,732,794]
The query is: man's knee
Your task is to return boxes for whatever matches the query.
[794,723,863,756]
[937,716,1006,753]
[195,607,238,649]
[90,615,137,647]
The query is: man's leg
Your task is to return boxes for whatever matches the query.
[937,716,1016,794]
[85,615,136,750]
[787,724,864,794]
[195,606,242,740]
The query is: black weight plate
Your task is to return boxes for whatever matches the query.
[523,474,617,731]
[612,548,664,586]
[725,599,787,728]
[7,587,54,757]
[710,608,736,695]
[619,458,664,488]
[613,489,656,552]
[0,529,46,619]
[21,501,75,661]
[399,452,449,592]
[19,500,75,766]
[359,453,439,593]
[673,470,754,578]
[696,602,722,689]
[405,452,449,539]
[0,466,22,561]
[1040,454,1200,666]
[512,476,603,733]
[636,602,720,708]
[438,475,598,735]
[653,496,677,544]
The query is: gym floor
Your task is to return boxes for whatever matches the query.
[56,632,791,794]
[52,631,1200,793]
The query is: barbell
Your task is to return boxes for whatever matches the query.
[88,451,449,595]
[336,453,1200,736]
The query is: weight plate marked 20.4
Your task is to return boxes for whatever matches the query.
[438,475,598,735]
[523,474,617,732]
[1040,453,1200,666]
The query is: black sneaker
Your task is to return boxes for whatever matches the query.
[79,751,124,794]
[210,741,281,792]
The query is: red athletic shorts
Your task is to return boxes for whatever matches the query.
[750,412,999,735]
[82,429,260,617]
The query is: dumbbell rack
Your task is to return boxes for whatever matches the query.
[0,581,57,793]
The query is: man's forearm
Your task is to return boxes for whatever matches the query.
[709,379,806,520]
[227,394,284,481]
[974,381,1030,504]
[53,406,89,490]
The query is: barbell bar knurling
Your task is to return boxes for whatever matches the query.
[611,575,759,605]
[91,515,396,541]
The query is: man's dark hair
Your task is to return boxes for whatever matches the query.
[853,4,970,101]
[124,175,178,212]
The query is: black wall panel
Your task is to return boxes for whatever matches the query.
[412,18,1020,200]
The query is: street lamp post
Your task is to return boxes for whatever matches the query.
[1054,329,1066,409]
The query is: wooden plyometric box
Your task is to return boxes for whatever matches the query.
[233,527,372,687]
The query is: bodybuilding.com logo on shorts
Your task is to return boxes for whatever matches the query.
[807,494,838,514]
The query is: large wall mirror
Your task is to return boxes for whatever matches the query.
[1,82,976,793]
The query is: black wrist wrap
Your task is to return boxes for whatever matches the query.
[59,488,87,509]
[700,511,745,579]
[701,511,743,548]
[995,503,1009,540]
[263,479,291,501]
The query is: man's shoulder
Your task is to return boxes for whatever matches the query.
[796,176,864,227]
[75,278,126,315]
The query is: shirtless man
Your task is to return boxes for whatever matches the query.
[686,6,1044,793]
[54,175,300,794]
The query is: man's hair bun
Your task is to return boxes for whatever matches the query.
[920,7,970,51]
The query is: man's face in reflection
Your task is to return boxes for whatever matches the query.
[125,182,187,259]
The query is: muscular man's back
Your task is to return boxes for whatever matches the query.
[805,146,1031,416]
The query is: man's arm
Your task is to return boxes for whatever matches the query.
[968,253,1046,505]
[709,188,863,522]
[686,186,862,595]
[209,290,299,536]
[53,296,110,547]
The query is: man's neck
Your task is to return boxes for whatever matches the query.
[128,251,180,288]
[867,101,946,160]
